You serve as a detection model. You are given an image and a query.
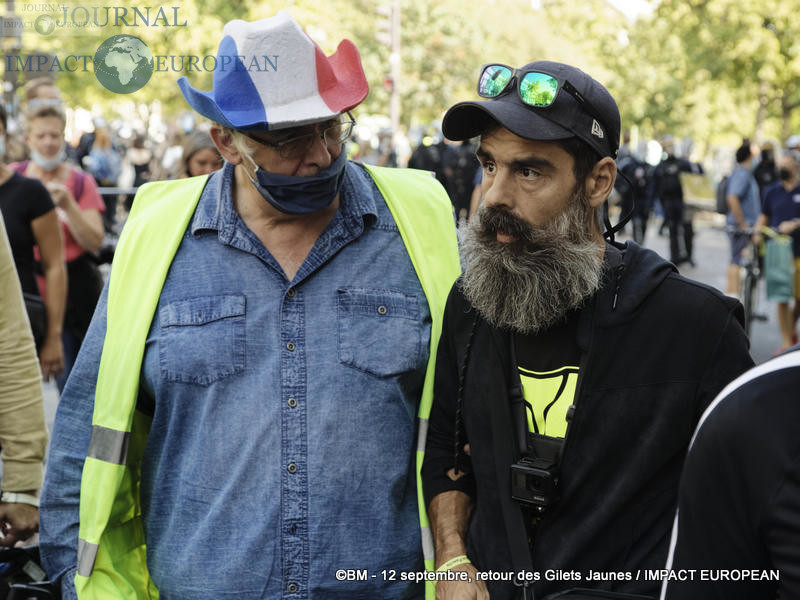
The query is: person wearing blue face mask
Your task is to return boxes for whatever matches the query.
[39,11,461,600]
[12,106,106,394]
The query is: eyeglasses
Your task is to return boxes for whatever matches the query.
[242,112,356,160]
[477,64,609,141]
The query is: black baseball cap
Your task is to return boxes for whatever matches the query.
[442,60,620,159]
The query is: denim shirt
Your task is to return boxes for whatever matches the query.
[40,161,430,599]
[726,166,761,227]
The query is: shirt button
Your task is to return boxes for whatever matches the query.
[287,288,296,298]
[290,524,297,534]
[288,582,298,594]
[377,305,388,315]
[287,462,297,474]
[286,341,296,352]
[287,397,297,408]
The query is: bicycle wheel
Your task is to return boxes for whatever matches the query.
[742,270,758,338]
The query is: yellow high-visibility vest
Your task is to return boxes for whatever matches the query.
[75,165,460,599]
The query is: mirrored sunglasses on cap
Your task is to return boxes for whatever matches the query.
[477,63,610,143]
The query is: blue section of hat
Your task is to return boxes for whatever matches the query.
[177,35,269,130]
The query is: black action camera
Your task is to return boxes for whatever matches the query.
[510,456,560,513]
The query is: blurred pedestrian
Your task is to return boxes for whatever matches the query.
[178,130,223,178]
[22,77,63,111]
[0,105,66,380]
[408,129,453,191]
[445,140,479,221]
[753,151,800,351]
[40,11,460,600]
[616,151,651,244]
[650,136,704,266]
[123,134,153,213]
[725,141,761,297]
[12,105,105,392]
[753,142,779,197]
[84,125,122,231]
[0,212,49,548]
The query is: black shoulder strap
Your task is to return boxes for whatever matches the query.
[486,327,536,578]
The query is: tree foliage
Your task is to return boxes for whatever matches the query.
[2,0,797,149]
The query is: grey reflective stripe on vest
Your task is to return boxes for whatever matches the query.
[77,538,99,577]
[416,417,429,454]
[421,525,435,562]
[87,425,130,465]
[416,417,434,563]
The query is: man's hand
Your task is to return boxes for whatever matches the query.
[0,503,39,547]
[436,562,489,600]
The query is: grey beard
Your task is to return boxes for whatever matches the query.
[460,191,605,334]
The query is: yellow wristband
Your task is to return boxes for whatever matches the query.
[436,555,471,572]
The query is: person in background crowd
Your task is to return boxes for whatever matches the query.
[124,134,153,213]
[0,105,66,380]
[753,151,800,351]
[446,140,480,222]
[725,141,761,298]
[408,129,453,193]
[178,130,224,178]
[84,125,122,231]
[650,136,704,266]
[469,164,483,219]
[753,142,779,197]
[22,77,63,111]
[40,12,460,600]
[615,149,651,245]
[85,126,121,189]
[12,105,105,393]
[0,213,49,548]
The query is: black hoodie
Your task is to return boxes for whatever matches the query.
[422,241,754,599]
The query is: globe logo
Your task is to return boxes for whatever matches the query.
[34,15,56,35]
[94,35,154,94]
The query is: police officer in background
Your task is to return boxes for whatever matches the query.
[650,136,704,266]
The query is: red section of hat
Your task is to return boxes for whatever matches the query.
[314,39,369,113]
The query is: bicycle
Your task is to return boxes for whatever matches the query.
[730,226,777,338]
[0,547,58,600]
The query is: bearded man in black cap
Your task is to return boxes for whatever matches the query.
[420,61,754,600]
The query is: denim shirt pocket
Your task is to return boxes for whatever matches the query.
[338,288,423,378]
[159,294,246,386]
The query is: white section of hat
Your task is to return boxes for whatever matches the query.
[223,11,337,130]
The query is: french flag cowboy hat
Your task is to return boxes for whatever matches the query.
[178,11,369,131]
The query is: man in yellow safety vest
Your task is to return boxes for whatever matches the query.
[40,12,459,600]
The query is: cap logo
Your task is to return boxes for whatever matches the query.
[591,119,604,139]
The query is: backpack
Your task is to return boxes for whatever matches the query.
[715,174,730,214]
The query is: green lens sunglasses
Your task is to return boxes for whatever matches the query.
[477,63,610,142]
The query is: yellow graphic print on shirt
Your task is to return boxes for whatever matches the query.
[518,366,580,438]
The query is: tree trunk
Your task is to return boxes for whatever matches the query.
[754,79,769,141]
